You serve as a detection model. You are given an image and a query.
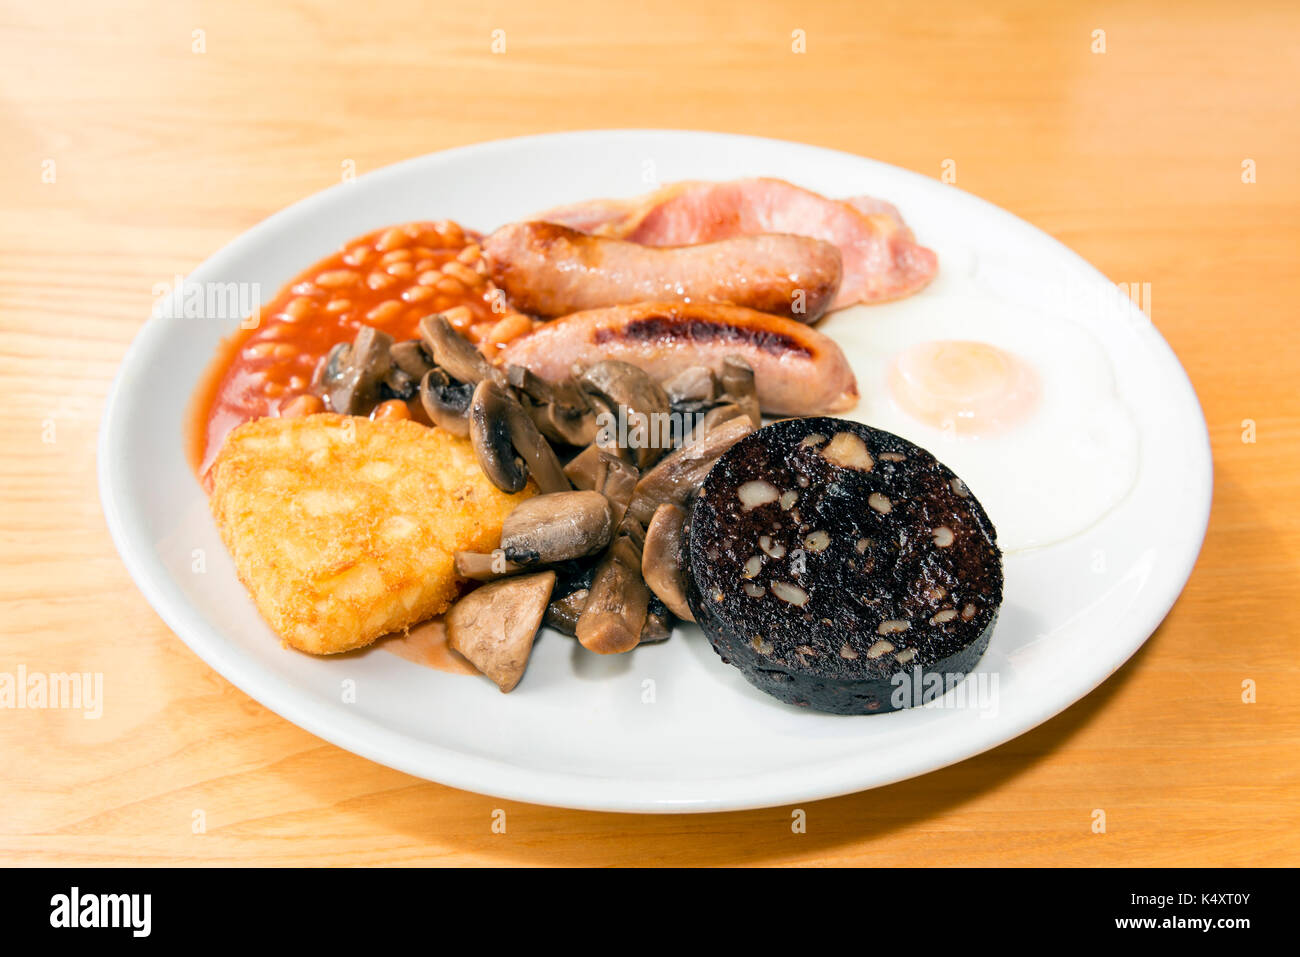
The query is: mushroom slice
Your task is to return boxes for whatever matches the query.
[312,341,348,393]
[642,503,694,622]
[576,517,650,655]
[578,360,672,470]
[641,598,674,644]
[562,442,609,491]
[695,401,748,439]
[391,340,436,379]
[454,550,525,581]
[505,397,571,495]
[384,366,417,400]
[563,443,640,524]
[718,355,762,428]
[445,571,556,692]
[419,314,505,387]
[469,379,529,493]
[541,563,596,636]
[625,414,754,527]
[381,340,424,399]
[506,366,598,447]
[521,392,599,448]
[562,598,673,644]
[499,490,613,565]
[420,368,474,436]
[544,587,589,636]
[662,365,717,412]
[596,458,638,526]
[507,364,587,408]
[546,573,673,644]
[318,325,394,415]
[468,379,571,494]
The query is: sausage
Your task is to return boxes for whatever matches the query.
[483,222,842,322]
[686,417,1004,715]
[497,302,859,417]
[534,178,939,308]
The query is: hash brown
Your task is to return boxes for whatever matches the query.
[209,413,533,654]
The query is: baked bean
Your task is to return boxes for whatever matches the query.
[367,272,397,291]
[376,228,409,252]
[372,399,411,421]
[442,305,473,329]
[325,298,351,313]
[386,261,414,278]
[456,243,481,265]
[437,221,465,246]
[435,276,463,295]
[469,320,498,346]
[402,286,435,304]
[316,269,359,289]
[483,313,534,351]
[284,297,314,320]
[442,261,480,287]
[342,246,373,268]
[367,300,405,323]
[380,249,412,264]
[280,394,324,418]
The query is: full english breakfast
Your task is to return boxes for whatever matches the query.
[188,176,1134,713]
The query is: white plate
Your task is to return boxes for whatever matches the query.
[99,131,1212,813]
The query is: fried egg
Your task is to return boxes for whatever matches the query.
[823,291,1140,552]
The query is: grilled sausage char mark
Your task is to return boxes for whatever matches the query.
[497,302,858,417]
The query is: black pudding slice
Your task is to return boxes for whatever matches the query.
[686,417,1003,715]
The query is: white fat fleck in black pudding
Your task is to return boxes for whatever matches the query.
[685,417,1003,715]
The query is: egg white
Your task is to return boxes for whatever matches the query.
[821,292,1140,553]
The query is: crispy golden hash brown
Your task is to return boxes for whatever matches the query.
[209,413,533,655]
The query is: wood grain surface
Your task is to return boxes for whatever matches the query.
[2,0,1297,866]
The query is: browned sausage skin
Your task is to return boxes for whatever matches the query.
[497,302,859,417]
[484,222,842,323]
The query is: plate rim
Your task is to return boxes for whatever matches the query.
[98,129,1213,813]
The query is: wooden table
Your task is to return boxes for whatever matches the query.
[2,0,1296,866]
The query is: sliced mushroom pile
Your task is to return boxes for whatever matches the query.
[307,314,761,692]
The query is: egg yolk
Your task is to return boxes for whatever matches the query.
[887,340,1040,438]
